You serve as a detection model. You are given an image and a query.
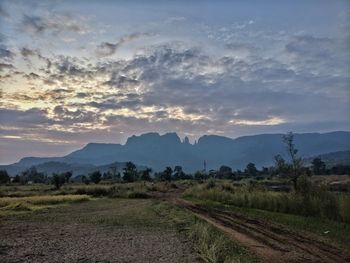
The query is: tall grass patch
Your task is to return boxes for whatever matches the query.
[184,181,350,223]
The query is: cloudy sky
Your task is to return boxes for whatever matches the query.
[0,0,349,164]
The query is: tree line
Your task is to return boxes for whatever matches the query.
[0,132,349,186]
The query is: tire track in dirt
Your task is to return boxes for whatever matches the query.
[170,198,349,263]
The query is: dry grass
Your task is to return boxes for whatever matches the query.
[0,195,90,215]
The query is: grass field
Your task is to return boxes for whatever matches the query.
[1,178,349,262]
[0,185,257,263]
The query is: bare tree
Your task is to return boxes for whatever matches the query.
[282,132,303,189]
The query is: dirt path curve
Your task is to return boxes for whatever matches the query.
[168,197,349,263]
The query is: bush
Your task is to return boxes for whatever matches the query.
[206,179,216,189]
[51,174,66,189]
[75,185,111,197]
[90,171,102,184]
[127,191,150,199]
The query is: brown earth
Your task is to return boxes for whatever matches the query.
[0,198,198,263]
[0,219,196,263]
[170,198,350,263]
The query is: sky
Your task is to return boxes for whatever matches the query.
[0,0,349,164]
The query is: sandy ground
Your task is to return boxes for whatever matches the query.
[0,219,196,263]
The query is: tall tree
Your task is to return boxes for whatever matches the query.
[218,165,233,179]
[274,154,289,176]
[51,173,65,189]
[90,171,102,184]
[63,171,73,183]
[160,167,172,181]
[283,132,303,189]
[173,166,185,180]
[140,168,152,181]
[245,163,257,177]
[312,158,326,175]
[123,161,137,182]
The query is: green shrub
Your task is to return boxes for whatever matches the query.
[206,179,216,189]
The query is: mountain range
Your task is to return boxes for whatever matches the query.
[1,131,350,176]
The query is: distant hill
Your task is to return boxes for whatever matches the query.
[304,151,350,167]
[1,131,350,175]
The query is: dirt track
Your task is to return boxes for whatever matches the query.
[171,198,350,263]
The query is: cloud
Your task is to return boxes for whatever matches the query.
[95,32,154,57]
[0,62,14,72]
[0,108,49,127]
[20,13,88,36]
[103,74,139,88]
[282,34,349,76]
[1,34,349,158]
[20,47,52,70]
[0,3,9,18]
[0,46,14,61]
[284,35,334,62]
[20,47,38,57]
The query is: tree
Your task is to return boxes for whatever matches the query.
[274,154,289,176]
[312,158,326,175]
[22,167,46,183]
[52,173,65,189]
[82,175,90,185]
[245,163,257,177]
[12,174,20,183]
[62,171,72,183]
[0,170,10,184]
[173,166,185,180]
[90,171,102,184]
[282,132,303,189]
[218,165,233,179]
[160,167,172,181]
[123,161,137,182]
[194,170,205,180]
[140,168,152,181]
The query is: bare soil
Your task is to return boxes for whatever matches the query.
[0,200,197,263]
[172,198,350,263]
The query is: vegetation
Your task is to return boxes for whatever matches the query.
[0,170,10,184]
[123,161,137,182]
[183,179,350,223]
[0,194,89,215]
[90,171,102,184]
[0,132,349,261]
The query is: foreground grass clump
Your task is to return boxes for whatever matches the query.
[184,180,350,223]
[0,194,89,215]
[189,221,254,263]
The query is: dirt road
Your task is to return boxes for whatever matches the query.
[171,198,349,263]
